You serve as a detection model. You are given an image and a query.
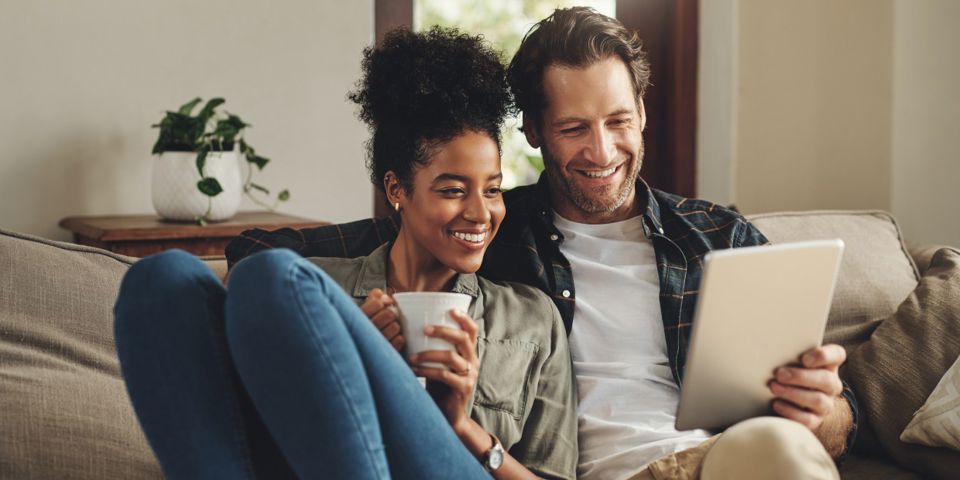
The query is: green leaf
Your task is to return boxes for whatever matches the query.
[224,114,249,128]
[239,139,254,155]
[249,182,270,194]
[151,113,173,130]
[211,115,247,144]
[195,148,209,177]
[213,125,239,142]
[247,154,269,170]
[197,98,226,124]
[278,189,290,202]
[152,111,205,153]
[198,98,225,117]
[151,133,166,154]
[197,177,223,197]
[178,97,202,115]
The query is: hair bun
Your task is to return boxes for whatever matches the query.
[349,26,511,191]
[351,27,509,137]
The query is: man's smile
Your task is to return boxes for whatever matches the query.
[579,165,619,178]
[573,162,626,184]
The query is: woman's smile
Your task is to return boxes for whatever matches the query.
[449,228,489,250]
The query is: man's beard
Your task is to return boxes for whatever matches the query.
[541,142,643,214]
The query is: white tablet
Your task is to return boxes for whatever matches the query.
[674,239,844,431]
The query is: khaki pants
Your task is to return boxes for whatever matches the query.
[628,417,840,480]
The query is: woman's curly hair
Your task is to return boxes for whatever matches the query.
[349,26,511,192]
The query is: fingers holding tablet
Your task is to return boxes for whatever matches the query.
[768,344,847,430]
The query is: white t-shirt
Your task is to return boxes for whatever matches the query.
[553,213,710,480]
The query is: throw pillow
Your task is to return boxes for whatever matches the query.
[843,247,960,479]
[900,349,960,449]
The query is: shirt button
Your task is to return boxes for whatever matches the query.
[561,290,571,298]
[549,234,559,241]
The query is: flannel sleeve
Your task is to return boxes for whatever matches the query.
[224,216,400,270]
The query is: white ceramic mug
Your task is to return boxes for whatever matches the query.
[392,292,471,369]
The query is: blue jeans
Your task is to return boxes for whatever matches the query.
[114,248,491,480]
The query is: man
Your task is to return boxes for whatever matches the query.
[226,7,855,479]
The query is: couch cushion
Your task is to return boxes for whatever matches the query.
[844,247,960,479]
[202,257,228,282]
[745,210,919,352]
[901,348,960,450]
[839,454,922,480]
[0,228,162,479]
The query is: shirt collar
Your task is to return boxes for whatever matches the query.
[353,242,480,298]
[532,172,666,237]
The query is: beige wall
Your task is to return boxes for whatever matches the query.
[0,0,374,241]
[891,0,960,248]
[734,0,893,214]
[698,0,959,247]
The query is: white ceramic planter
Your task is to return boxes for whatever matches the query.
[151,151,242,222]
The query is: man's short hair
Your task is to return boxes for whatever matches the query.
[507,6,651,128]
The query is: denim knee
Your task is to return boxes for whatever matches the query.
[123,249,212,288]
[225,248,345,345]
[228,248,343,301]
[115,249,222,327]
[229,249,302,290]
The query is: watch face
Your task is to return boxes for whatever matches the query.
[489,445,504,470]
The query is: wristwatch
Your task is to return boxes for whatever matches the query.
[483,432,504,472]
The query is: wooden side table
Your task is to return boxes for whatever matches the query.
[59,211,328,257]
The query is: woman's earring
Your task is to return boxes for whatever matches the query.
[393,202,401,212]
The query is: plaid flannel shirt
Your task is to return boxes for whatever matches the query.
[225,174,858,459]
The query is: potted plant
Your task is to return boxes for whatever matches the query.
[150,97,290,224]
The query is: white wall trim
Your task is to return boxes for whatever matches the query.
[696,0,738,206]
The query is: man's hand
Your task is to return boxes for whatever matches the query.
[769,344,846,431]
[769,344,853,458]
[359,288,405,352]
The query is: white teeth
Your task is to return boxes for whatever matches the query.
[583,166,617,178]
[452,231,486,243]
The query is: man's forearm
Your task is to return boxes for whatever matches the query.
[815,395,854,459]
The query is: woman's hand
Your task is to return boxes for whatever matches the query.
[413,311,540,479]
[359,288,405,352]
[410,309,481,433]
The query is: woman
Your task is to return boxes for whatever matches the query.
[114,27,576,479]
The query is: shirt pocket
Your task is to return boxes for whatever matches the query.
[475,338,540,420]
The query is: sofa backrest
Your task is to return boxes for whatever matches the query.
[746,210,920,353]
[205,257,228,281]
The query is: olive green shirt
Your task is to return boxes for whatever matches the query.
[308,243,577,479]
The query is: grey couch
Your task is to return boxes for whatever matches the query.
[1,210,958,479]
